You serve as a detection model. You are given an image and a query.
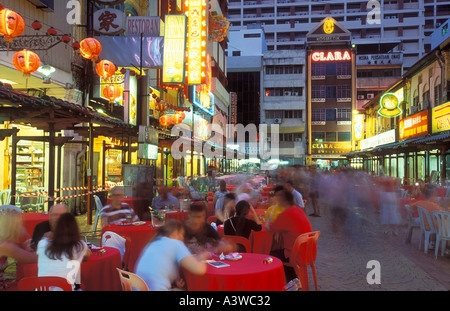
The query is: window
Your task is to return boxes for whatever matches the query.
[326,86,336,98]
[312,86,326,99]
[312,132,325,142]
[232,51,241,56]
[336,108,352,121]
[337,132,351,141]
[312,109,326,121]
[284,110,303,119]
[244,33,261,38]
[336,62,351,76]
[311,63,325,77]
[326,132,337,141]
[326,63,336,76]
[265,110,283,119]
[337,85,352,99]
[326,109,336,121]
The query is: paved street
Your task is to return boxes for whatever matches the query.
[306,202,450,291]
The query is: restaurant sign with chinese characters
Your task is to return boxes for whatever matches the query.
[93,8,125,35]
[399,110,429,140]
[185,0,208,85]
[432,101,450,133]
[162,15,187,84]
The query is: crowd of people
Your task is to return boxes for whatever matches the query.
[0,165,448,291]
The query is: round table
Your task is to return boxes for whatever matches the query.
[106,197,150,220]
[183,253,285,291]
[217,225,273,255]
[165,211,188,222]
[21,213,49,238]
[101,221,157,273]
[18,246,122,291]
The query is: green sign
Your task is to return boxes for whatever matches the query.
[378,93,402,118]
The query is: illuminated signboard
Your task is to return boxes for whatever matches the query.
[311,50,351,62]
[360,129,396,150]
[162,15,187,84]
[193,87,214,116]
[185,0,208,85]
[378,92,403,118]
[311,142,352,155]
[399,110,428,140]
[432,101,450,133]
[323,19,334,34]
[138,143,158,160]
[353,113,365,141]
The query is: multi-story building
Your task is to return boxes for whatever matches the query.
[227,0,450,71]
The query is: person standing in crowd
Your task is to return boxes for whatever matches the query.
[308,167,321,217]
[224,200,262,250]
[285,180,305,209]
[267,187,312,282]
[0,210,37,289]
[213,180,229,210]
[101,186,139,226]
[135,219,207,291]
[36,213,91,290]
[30,204,68,251]
[215,193,236,226]
[152,186,181,210]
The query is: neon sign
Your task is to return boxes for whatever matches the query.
[311,51,351,62]
[185,0,208,85]
[378,93,403,118]
[193,54,214,115]
[162,15,187,84]
[323,19,334,34]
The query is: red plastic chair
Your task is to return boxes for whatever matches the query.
[224,235,252,253]
[18,276,73,291]
[286,231,320,291]
[207,216,217,224]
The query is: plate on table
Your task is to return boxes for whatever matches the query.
[224,253,242,261]
[132,221,146,226]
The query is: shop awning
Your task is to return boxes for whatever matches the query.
[412,131,450,144]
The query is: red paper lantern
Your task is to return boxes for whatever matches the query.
[61,35,71,43]
[102,85,121,103]
[31,20,42,31]
[46,27,57,36]
[155,101,166,112]
[79,38,102,61]
[171,113,183,125]
[96,59,116,80]
[177,111,186,120]
[0,9,25,43]
[72,41,80,50]
[120,68,127,74]
[159,114,172,127]
[12,49,41,77]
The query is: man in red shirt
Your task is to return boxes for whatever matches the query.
[267,186,313,281]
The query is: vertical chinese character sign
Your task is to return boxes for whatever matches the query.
[184,0,208,85]
[162,15,187,84]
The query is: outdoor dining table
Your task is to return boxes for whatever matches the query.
[21,212,49,238]
[182,253,285,291]
[18,246,122,291]
[165,210,188,222]
[217,224,273,254]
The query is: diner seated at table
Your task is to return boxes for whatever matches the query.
[152,186,180,210]
[101,186,139,226]
[410,179,426,200]
[30,204,68,251]
[224,200,262,251]
[266,186,312,281]
[0,210,37,289]
[285,180,305,209]
[215,193,236,226]
[36,213,91,290]
[135,219,207,291]
[184,201,235,255]
[265,186,285,224]
[236,183,261,205]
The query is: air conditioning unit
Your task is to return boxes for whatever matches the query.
[295,138,302,142]
[420,101,429,110]
[367,93,375,99]
[273,118,282,124]
[357,95,365,100]
[284,91,291,96]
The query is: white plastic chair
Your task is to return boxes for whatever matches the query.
[0,190,11,205]
[404,204,420,244]
[432,211,450,259]
[0,205,22,215]
[416,206,437,254]
[92,195,103,233]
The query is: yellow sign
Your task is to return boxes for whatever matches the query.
[323,20,334,34]
[378,93,402,118]
[353,113,365,141]
[185,0,208,85]
[162,15,187,84]
[432,101,450,133]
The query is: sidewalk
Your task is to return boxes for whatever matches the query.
[305,201,450,291]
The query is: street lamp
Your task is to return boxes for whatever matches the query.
[37,64,56,84]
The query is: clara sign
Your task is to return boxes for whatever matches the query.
[311,50,351,62]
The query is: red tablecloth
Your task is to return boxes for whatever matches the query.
[21,213,49,238]
[106,197,150,220]
[183,253,285,291]
[101,221,157,273]
[18,247,122,291]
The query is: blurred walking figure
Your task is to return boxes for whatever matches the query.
[308,167,321,217]
[378,176,402,235]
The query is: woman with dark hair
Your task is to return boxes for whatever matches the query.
[135,219,207,291]
[37,213,91,289]
[215,192,236,225]
[224,200,262,246]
